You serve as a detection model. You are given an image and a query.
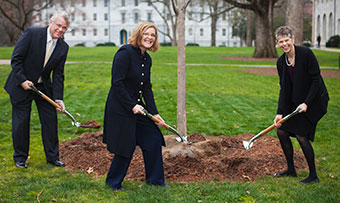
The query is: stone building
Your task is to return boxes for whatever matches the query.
[313,0,340,46]
[33,0,241,47]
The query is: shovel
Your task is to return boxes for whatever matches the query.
[142,109,192,145]
[243,108,301,149]
[30,85,100,128]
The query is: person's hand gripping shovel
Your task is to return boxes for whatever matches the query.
[30,85,100,128]
[141,108,192,145]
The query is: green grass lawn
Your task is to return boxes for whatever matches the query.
[0,46,339,202]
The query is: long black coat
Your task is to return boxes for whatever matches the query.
[103,44,165,158]
[276,45,329,140]
[4,27,68,104]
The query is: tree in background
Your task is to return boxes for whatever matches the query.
[0,0,53,45]
[246,10,255,47]
[228,8,247,46]
[224,0,279,58]
[188,0,234,46]
[286,0,304,45]
[143,0,179,46]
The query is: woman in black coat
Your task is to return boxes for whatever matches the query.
[273,26,329,184]
[103,22,169,191]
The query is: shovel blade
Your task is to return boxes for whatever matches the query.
[242,141,253,150]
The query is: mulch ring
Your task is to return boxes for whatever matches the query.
[239,68,340,78]
[60,131,308,183]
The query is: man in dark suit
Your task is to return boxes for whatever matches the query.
[4,11,70,168]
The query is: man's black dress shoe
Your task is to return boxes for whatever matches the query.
[273,170,297,177]
[15,161,27,168]
[47,160,65,167]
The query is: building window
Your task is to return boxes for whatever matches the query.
[72,29,75,36]
[200,13,204,21]
[82,0,86,7]
[71,13,75,21]
[93,29,97,36]
[189,28,193,36]
[147,1,151,6]
[134,0,138,6]
[121,13,126,24]
[82,13,86,21]
[134,12,139,23]
[93,0,97,7]
[122,0,125,6]
[104,13,108,21]
[104,28,108,36]
[93,13,97,21]
[200,28,204,36]
[71,1,75,7]
[104,0,108,7]
[82,29,86,36]
[222,28,226,36]
[147,12,152,22]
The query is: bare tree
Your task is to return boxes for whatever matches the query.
[223,0,279,58]
[143,0,178,46]
[190,0,234,46]
[0,0,53,32]
[286,0,304,45]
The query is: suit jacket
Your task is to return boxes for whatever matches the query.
[276,46,329,128]
[4,27,69,104]
[103,44,165,158]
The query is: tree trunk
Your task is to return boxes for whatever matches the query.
[286,0,304,45]
[210,13,217,46]
[252,1,277,58]
[246,10,255,47]
[176,0,187,136]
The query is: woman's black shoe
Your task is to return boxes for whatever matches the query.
[273,170,297,177]
[298,177,319,184]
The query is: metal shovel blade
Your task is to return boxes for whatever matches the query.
[242,141,253,149]
[242,108,301,150]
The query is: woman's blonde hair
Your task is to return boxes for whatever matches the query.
[128,22,160,52]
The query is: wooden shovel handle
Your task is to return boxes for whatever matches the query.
[30,85,60,109]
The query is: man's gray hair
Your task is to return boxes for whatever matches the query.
[50,11,70,26]
[275,26,294,40]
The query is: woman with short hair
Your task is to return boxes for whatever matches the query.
[273,26,329,184]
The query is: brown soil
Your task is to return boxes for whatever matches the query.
[239,68,340,78]
[60,131,308,183]
[79,120,101,128]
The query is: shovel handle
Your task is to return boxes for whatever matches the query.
[260,108,301,136]
[142,109,170,129]
[30,85,60,109]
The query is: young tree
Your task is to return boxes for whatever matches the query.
[176,0,191,136]
[223,0,279,58]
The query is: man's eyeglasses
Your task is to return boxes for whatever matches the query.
[55,23,68,32]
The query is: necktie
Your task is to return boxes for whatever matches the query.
[44,39,55,67]
[38,39,55,83]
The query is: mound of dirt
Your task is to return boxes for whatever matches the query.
[60,132,307,182]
